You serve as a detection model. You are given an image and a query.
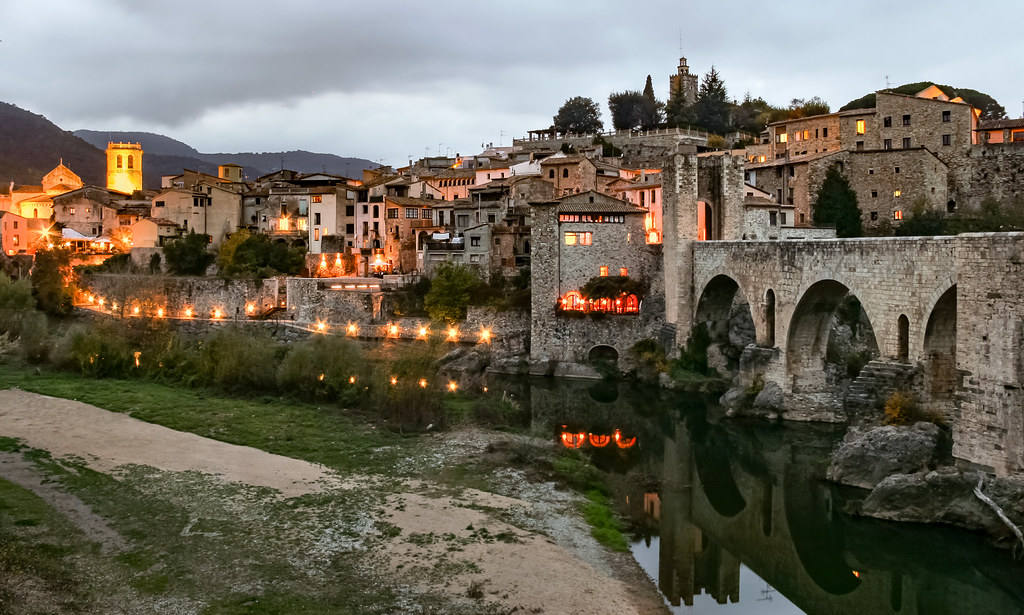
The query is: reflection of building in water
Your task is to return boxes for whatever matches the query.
[658,423,740,607]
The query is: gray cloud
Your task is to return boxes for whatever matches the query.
[2,0,1021,165]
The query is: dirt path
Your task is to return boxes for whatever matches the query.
[0,389,341,498]
[0,388,665,614]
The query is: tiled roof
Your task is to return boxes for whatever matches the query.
[979,118,1024,131]
[555,191,645,215]
[384,196,438,207]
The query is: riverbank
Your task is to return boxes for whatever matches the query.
[0,365,668,614]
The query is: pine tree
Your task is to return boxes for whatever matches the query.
[813,165,863,237]
[693,66,731,135]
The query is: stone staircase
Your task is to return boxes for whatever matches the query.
[846,360,918,411]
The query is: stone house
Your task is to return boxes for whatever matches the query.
[530,190,664,370]
[131,218,180,248]
[977,118,1024,144]
[52,186,119,238]
[151,180,241,247]
[382,196,438,272]
[308,187,357,254]
[0,211,47,255]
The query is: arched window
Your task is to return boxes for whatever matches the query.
[116,155,123,169]
[624,294,639,313]
[561,291,583,311]
[127,155,134,169]
[562,168,568,178]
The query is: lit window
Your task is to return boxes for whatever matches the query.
[777,133,787,143]
[894,190,902,197]
[599,265,609,277]
[619,267,628,277]
[116,155,123,169]
[802,129,809,140]
[856,120,865,135]
[314,228,320,241]
[312,195,322,203]
[579,232,592,245]
[893,210,903,220]
[564,232,577,245]
[127,155,134,169]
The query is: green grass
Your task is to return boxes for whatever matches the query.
[0,363,411,474]
[581,490,629,552]
[0,477,91,612]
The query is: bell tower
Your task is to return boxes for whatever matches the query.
[106,142,143,194]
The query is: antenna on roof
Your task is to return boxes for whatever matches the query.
[678,28,682,54]
[884,74,891,89]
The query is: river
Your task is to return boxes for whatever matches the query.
[490,376,1024,615]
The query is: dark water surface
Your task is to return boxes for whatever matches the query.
[490,376,1024,615]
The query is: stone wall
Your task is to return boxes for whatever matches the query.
[961,144,1024,211]
[285,277,381,324]
[80,274,279,320]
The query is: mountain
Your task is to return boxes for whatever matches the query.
[0,102,105,188]
[74,130,378,182]
[839,82,1007,120]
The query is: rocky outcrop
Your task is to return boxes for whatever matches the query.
[752,381,784,411]
[861,469,1024,545]
[827,422,941,489]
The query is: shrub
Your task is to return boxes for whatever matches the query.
[277,335,364,404]
[424,263,479,322]
[883,391,926,425]
[579,275,646,301]
[63,323,134,377]
[674,323,712,376]
[164,232,215,276]
[198,327,279,392]
[31,248,74,316]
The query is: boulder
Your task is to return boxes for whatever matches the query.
[719,385,745,410]
[707,343,730,375]
[862,470,996,534]
[752,381,784,411]
[827,422,941,489]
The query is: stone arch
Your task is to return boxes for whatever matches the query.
[786,279,880,393]
[587,345,618,366]
[923,285,957,404]
[897,314,910,362]
[695,275,757,372]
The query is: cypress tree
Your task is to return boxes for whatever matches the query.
[813,165,863,237]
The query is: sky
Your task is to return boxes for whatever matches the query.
[2,0,1021,167]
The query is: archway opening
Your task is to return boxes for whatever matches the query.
[765,289,776,347]
[787,281,879,393]
[923,286,957,408]
[588,345,619,368]
[695,275,756,376]
[897,314,910,362]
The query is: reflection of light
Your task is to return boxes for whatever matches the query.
[387,323,399,337]
[482,386,488,393]
[319,257,327,269]
[447,381,458,392]
[613,429,636,449]
[318,373,325,382]
[334,255,342,268]
[560,431,587,449]
[589,434,611,447]
[133,351,141,368]
[346,322,358,336]
[852,570,861,579]
[418,378,428,388]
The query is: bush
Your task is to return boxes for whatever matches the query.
[277,335,364,404]
[62,323,134,378]
[198,328,279,392]
[424,263,479,322]
[164,232,214,276]
[220,233,305,278]
[673,323,712,376]
[579,275,646,301]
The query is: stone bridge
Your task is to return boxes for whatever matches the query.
[669,233,1024,475]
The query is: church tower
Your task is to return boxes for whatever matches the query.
[106,142,143,194]
[669,57,699,106]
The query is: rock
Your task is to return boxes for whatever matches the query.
[658,372,675,390]
[719,386,745,410]
[862,470,998,533]
[752,381,784,410]
[551,362,602,380]
[827,422,941,489]
[707,343,729,375]
[727,303,756,349]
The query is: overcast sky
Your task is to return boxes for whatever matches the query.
[2,0,1021,166]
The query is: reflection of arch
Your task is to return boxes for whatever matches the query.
[784,467,860,595]
[787,280,878,392]
[588,345,618,365]
[897,314,909,362]
[923,286,957,401]
[696,274,755,349]
[765,289,776,347]
[692,430,746,518]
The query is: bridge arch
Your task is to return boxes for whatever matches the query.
[695,274,757,371]
[923,285,957,408]
[785,279,880,393]
[587,345,619,367]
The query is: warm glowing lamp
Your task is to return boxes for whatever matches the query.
[184,307,193,318]
[132,306,140,315]
[212,308,223,319]
[246,303,255,314]
[387,323,399,337]
[446,381,458,392]
[348,375,357,384]
[390,376,398,386]
[417,325,429,339]
[418,378,428,388]
[318,373,325,382]
[346,322,358,336]
[447,326,458,341]
[316,321,327,332]
[156,307,164,318]
[479,328,491,344]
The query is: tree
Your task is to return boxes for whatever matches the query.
[222,234,305,278]
[731,93,774,135]
[693,66,731,135]
[609,78,663,131]
[217,229,251,273]
[424,262,480,322]
[163,231,215,276]
[31,247,74,315]
[813,165,863,238]
[553,96,603,135]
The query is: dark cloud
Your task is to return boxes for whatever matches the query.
[3,0,1020,164]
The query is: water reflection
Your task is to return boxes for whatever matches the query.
[491,376,1024,615]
